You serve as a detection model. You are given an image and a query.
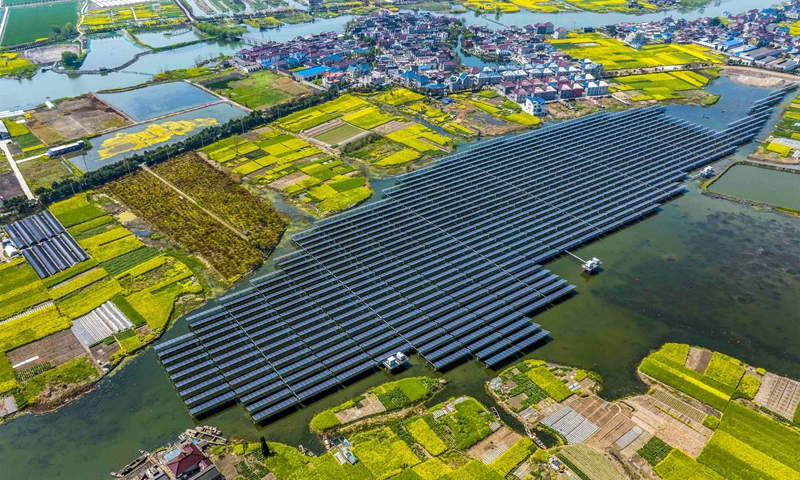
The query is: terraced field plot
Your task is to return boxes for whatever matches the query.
[1,2,79,46]
[0,193,205,402]
[550,34,723,70]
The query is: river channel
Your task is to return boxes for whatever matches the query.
[0,2,798,479]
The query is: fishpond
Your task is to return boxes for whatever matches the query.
[97,82,220,122]
[709,164,800,210]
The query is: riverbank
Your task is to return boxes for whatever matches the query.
[722,65,800,89]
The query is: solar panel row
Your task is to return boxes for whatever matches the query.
[156,94,783,425]
[3,211,88,279]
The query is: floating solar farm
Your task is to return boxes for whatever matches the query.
[3,211,88,279]
[156,88,790,424]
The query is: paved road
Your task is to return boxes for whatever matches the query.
[0,140,34,200]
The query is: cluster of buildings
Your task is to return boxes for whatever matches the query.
[234,12,611,114]
[610,2,800,72]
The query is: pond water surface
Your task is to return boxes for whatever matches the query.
[73,102,246,172]
[709,164,800,210]
[97,82,219,122]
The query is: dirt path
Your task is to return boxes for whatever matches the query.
[0,140,34,199]
[140,164,250,241]
[722,66,800,87]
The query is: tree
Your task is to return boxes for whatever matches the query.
[64,23,75,34]
[61,51,80,68]
[50,25,62,35]
[260,436,270,457]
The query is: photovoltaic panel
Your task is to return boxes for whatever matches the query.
[156,90,790,424]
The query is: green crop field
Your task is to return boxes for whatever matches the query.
[655,449,725,480]
[639,344,739,411]
[1,2,78,46]
[525,365,574,402]
[202,71,308,110]
[613,72,710,101]
[312,123,365,145]
[550,33,723,70]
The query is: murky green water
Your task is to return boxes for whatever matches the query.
[709,164,800,210]
[2,167,799,480]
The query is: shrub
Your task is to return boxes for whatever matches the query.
[703,415,720,430]
[232,444,245,455]
[575,370,587,381]
[309,410,341,433]
[637,436,673,466]
[756,367,766,376]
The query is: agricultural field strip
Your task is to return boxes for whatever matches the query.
[651,389,706,422]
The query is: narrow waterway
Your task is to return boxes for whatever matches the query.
[0,76,798,480]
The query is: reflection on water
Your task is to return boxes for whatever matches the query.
[97,82,219,122]
[134,29,206,48]
[81,36,146,71]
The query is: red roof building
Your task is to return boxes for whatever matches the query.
[167,443,212,479]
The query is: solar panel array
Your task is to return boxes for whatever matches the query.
[156,96,782,424]
[3,211,88,279]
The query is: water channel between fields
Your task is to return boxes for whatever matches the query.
[0,73,798,480]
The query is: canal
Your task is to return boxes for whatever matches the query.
[0,74,798,479]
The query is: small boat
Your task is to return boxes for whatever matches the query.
[702,115,709,119]
[721,109,727,113]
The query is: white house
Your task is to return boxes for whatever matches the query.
[523,96,547,116]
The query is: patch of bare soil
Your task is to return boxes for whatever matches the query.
[466,426,521,459]
[22,44,80,65]
[213,453,244,479]
[90,340,120,364]
[336,394,385,424]
[7,329,85,370]
[722,67,796,88]
[30,381,99,414]
[686,347,712,374]
[27,95,129,145]
[270,171,310,190]
[0,171,24,199]
[372,120,410,135]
